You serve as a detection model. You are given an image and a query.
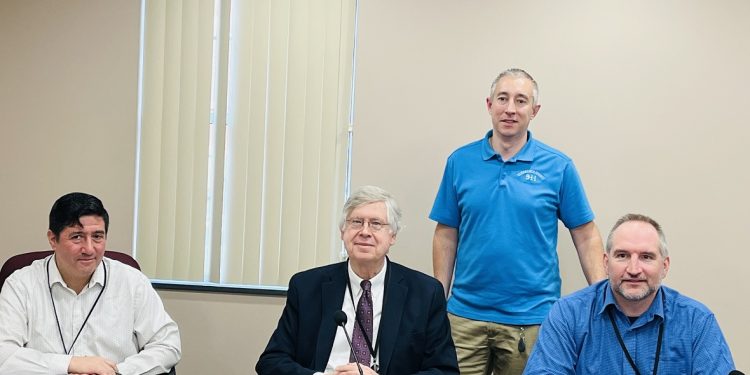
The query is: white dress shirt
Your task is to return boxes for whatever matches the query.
[0,255,181,375]
[321,261,386,373]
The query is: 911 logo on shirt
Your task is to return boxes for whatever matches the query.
[516,169,545,184]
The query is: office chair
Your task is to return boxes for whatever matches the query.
[0,250,176,374]
[0,250,140,289]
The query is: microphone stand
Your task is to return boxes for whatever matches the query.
[334,310,364,375]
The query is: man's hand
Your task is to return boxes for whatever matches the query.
[68,356,118,375]
[333,362,378,375]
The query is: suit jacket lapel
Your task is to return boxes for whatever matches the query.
[377,262,406,374]
[314,262,348,370]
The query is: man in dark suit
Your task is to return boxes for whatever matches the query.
[256,186,458,375]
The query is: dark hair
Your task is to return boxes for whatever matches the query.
[49,192,109,239]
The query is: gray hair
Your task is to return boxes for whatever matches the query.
[339,186,402,235]
[606,213,669,257]
[489,68,540,105]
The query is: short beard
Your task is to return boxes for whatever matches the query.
[616,282,656,301]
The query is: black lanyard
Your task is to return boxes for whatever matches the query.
[345,259,390,371]
[606,289,665,375]
[46,256,107,355]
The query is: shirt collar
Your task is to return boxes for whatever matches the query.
[49,254,106,291]
[347,258,387,294]
[599,280,666,323]
[481,130,536,162]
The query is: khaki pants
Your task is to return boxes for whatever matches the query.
[448,313,539,375]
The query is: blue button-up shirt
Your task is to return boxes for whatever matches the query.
[524,280,735,375]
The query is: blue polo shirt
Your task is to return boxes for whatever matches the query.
[430,130,594,324]
[524,281,735,374]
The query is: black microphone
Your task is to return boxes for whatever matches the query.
[729,371,745,375]
[334,310,364,375]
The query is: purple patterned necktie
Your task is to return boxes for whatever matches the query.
[350,280,373,366]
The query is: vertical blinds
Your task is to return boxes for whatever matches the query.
[135,0,356,287]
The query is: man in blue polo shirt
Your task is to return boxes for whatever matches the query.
[430,68,606,374]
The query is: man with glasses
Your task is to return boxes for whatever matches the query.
[524,214,735,374]
[257,185,458,375]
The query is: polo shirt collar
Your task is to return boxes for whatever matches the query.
[481,130,536,162]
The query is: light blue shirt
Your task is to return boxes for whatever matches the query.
[430,130,594,324]
[524,280,735,375]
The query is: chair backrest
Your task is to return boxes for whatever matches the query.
[0,250,140,289]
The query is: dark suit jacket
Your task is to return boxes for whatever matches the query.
[256,259,458,375]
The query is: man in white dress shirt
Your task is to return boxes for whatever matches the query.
[0,192,180,375]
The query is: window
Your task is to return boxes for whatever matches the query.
[134,0,357,290]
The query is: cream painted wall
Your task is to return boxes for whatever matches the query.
[156,290,285,374]
[1,0,747,373]
[352,0,749,370]
[0,0,138,253]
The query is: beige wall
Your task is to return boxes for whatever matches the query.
[352,0,750,370]
[1,0,747,373]
[0,0,138,253]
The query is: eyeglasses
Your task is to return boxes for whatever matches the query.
[346,218,390,232]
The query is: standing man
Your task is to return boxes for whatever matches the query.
[524,214,736,374]
[0,192,180,375]
[257,186,458,375]
[430,68,606,374]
